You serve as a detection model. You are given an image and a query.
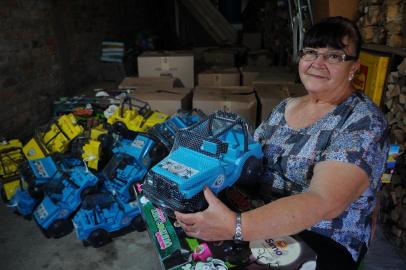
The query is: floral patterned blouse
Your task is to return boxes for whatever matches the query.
[254,92,388,261]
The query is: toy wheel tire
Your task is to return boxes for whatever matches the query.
[88,229,111,248]
[28,183,44,200]
[131,215,146,232]
[113,121,128,136]
[46,219,73,239]
[80,185,97,201]
[0,187,9,203]
[128,184,136,201]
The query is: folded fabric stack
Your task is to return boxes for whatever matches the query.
[101,41,124,63]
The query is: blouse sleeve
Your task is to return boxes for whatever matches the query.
[320,111,388,188]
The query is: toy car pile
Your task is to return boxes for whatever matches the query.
[3,93,207,247]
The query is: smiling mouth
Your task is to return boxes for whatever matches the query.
[308,73,328,79]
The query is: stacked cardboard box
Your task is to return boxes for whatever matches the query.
[256,84,307,123]
[119,76,193,115]
[193,86,257,126]
[137,51,194,88]
[197,67,240,87]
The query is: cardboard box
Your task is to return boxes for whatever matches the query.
[198,67,240,87]
[253,69,298,86]
[352,50,390,106]
[312,0,359,22]
[247,50,272,67]
[202,48,238,66]
[193,86,257,126]
[240,67,261,86]
[137,51,194,88]
[243,33,262,50]
[118,76,181,89]
[129,88,193,115]
[256,84,307,122]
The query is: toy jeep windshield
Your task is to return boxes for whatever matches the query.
[142,111,263,217]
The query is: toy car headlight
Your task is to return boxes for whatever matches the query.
[145,174,154,186]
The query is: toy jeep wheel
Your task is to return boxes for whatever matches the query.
[128,184,137,201]
[28,183,44,200]
[239,157,263,185]
[45,219,73,239]
[88,229,111,248]
[130,216,146,232]
[80,185,97,201]
[113,121,128,136]
[0,187,9,203]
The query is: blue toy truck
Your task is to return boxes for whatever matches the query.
[9,155,81,216]
[148,109,206,151]
[101,133,163,202]
[73,192,144,247]
[142,111,263,217]
[33,165,99,238]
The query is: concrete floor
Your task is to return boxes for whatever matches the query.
[0,203,161,270]
[363,225,406,270]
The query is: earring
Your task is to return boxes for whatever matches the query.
[348,74,354,81]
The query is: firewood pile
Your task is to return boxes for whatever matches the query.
[380,156,406,254]
[357,0,406,47]
[380,57,406,254]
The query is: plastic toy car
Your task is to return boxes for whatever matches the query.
[18,156,59,202]
[23,114,84,160]
[101,133,166,202]
[107,95,168,137]
[142,111,263,217]
[8,188,37,217]
[0,139,25,202]
[73,192,144,248]
[148,109,207,150]
[33,165,99,238]
[19,155,82,200]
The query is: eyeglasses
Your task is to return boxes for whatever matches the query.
[298,48,357,64]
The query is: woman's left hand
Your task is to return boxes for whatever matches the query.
[175,186,236,241]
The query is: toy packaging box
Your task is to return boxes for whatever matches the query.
[137,187,317,270]
[352,50,390,106]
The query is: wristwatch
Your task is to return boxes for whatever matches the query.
[233,212,243,241]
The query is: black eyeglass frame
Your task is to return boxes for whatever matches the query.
[298,49,358,63]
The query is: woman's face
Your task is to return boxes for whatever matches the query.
[298,38,360,96]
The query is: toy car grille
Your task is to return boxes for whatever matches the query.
[172,130,227,159]
[143,171,207,214]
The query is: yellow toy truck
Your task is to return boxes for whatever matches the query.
[23,114,84,160]
[107,96,168,136]
[0,139,25,202]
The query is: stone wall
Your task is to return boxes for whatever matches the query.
[0,0,163,140]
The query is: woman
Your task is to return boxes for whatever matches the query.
[175,16,388,269]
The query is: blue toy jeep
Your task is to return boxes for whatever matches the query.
[33,165,99,238]
[9,155,81,216]
[142,111,263,217]
[73,192,144,247]
[101,133,165,203]
[148,109,206,151]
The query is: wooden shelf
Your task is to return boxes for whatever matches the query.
[362,43,406,57]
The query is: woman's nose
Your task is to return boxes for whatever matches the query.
[312,54,327,66]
